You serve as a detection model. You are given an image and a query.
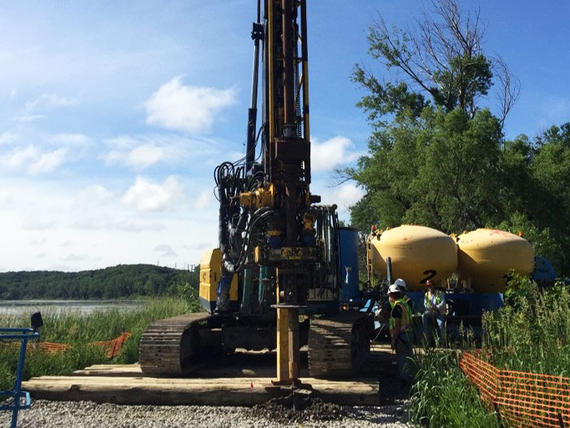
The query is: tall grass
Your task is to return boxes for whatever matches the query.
[408,350,500,428]
[483,278,570,376]
[0,297,197,391]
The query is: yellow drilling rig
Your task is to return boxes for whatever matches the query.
[138,0,372,385]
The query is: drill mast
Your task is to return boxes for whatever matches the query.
[261,0,314,384]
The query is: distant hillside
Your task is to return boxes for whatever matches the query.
[0,264,199,300]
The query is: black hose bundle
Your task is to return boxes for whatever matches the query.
[214,159,272,274]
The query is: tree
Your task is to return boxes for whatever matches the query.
[353,0,519,126]
[529,124,570,272]
[347,106,504,233]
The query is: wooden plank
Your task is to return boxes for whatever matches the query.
[73,365,143,377]
[22,375,379,406]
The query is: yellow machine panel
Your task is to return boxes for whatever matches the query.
[456,229,534,293]
[367,225,458,291]
[199,248,238,310]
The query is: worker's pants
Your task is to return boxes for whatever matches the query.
[395,332,413,384]
[422,311,444,346]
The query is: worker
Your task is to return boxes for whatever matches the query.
[422,280,446,346]
[388,283,413,388]
[394,278,414,314]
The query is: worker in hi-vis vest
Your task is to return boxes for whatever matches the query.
[393,277,415,314]
[422,279,446,346]
[388,283,413,388]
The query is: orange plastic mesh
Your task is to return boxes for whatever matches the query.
[37,341,71,355]
[2,333,131,359]
[460,351,570,427]
[91,332,132,358]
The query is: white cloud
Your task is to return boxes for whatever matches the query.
[25,93,78,111]
[47,133,91,147]
[71,217,166,232]
[103,133,217,171]
[193,189,213,210]
[74,185,113,207]
[106,144,165,170]
[0,145,69,175]
[12,114,44,123]
[0,191,12,205]
[0,177,219,271]
[313,181,364,221]
[311,136,361,172]
[105,135,138,150]
[0,131,18,145]
[29,148,68,175]
[144,76,236,134]
[21,217,57,231]
[331,183,365,212]
[122,175,183,212]
[154,244,177,258]
[1,145,38,169]
[64,254,88,262]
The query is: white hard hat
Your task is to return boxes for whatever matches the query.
[388,283,401,294]
[394,278,407,290]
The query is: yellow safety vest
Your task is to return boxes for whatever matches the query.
[389,299,411,332]
[424,290,444,311]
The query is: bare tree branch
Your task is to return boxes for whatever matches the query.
[359,0,517,126]
[494,56,521,128]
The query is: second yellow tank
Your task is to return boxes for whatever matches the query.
[456,229,534,292]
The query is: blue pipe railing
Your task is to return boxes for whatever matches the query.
[0,328,39,428]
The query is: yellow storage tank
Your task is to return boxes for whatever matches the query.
[456,229,534,293]
[368,225,458,291]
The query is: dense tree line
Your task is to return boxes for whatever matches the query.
[346,0,570,276]
[0,264,199,300]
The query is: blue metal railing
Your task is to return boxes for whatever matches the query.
[0,328,39,428]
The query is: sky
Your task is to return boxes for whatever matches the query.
[1,1,568,272]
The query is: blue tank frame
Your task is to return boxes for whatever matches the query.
[338,227,362,304]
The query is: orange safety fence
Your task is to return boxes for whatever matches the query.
[460,351,570,428]
[91,332,131,358]
[1,332,131,359]
[37,341,71,355]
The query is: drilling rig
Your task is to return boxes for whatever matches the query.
[139,0,371,384]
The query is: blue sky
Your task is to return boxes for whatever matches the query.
[1,1,568,271]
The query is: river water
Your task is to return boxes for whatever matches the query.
[0,300,144,316]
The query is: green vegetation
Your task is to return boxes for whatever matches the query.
[0,293,200,392]
[0,264,199,300]
[346,0,570,276]
[408,277,570,427]
[484,278,570,376]
[409,350,500,428]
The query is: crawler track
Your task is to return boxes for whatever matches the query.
[308,312,371,378]
[139,313,212,376]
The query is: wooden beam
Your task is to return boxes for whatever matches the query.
[23,375,379,406]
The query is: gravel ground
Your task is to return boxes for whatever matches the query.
[2,400,409,427]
